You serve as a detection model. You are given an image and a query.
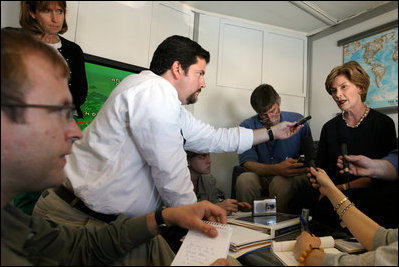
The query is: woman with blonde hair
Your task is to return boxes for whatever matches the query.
[314,61,397,229]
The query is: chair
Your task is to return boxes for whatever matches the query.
[230,165,246,199]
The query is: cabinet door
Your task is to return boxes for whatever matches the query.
[75,1,152,67]
[148,1,194,62]
[217,19,264,90]
[263,32,307,97]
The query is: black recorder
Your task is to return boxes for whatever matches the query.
[294,115,312,127]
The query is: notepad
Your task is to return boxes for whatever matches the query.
[171,221,232,266]
[335,239,366,253]
[224,224,272,258]
[272,236,341,266]
[228,212,300,238]
[229,224,271,250]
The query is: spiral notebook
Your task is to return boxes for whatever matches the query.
[171,221,232,266]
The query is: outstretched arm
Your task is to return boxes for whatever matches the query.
[252,121,302,145]
[308,167,379,251]
[337,155,398,181]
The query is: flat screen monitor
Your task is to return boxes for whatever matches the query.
[76,53,147,130]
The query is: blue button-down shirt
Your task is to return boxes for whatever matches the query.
[239,111,313,165]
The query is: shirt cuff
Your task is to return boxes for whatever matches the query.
[237,127,253,154]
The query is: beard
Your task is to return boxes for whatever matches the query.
[186,89,201,105]
[260,115,281,128]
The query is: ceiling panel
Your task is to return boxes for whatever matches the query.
[312,1,389,21]
[179,1,393,35]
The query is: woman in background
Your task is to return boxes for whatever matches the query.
[314,61,397,229]
[20,1,87,119]
[14,1,88,215]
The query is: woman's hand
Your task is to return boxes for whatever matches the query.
[294,231,321,260]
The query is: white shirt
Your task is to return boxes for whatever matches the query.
[65,71,253,217]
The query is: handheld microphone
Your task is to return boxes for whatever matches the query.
[340,143,350,174]
[301,135,317,168]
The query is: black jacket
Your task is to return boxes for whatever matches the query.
[58,35,88,118]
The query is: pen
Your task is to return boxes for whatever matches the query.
[344,237,358,242]
[300,215,310,233]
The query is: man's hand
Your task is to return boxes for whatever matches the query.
[271,121,303,140]
[216,199,252,215]
[337,154,397,181]
[337,155,374,177]
[163,201,227,238]
[276,158,307,177]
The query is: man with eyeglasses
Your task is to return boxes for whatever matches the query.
[235,84,317,214]
[1,27,234,266]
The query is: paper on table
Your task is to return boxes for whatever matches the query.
[272,236,335,251]
[228,243,270,258]
[230,224,271,247]
[335,239,366,253]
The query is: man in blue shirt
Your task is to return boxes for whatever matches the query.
[235,84,317,214]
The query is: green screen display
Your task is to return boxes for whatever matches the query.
[75,62,136,131]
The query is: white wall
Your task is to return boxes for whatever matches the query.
[309,9,398,141]
[1,1,20,28]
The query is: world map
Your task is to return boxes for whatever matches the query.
[344,27,398,109]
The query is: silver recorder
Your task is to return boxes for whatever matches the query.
[252,198,277,216]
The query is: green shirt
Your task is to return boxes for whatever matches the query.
[196,174,225,203]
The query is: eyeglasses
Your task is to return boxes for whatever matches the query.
[1,103,76,121]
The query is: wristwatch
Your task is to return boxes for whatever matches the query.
[266,126,274,141]
[155,206,168,232]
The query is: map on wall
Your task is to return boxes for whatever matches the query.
[343,27,398,109]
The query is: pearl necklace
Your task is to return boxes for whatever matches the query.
[342,106,370,128]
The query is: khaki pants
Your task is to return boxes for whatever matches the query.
[33,188,174,266]
[34,188,242,266]
[235,172,313,214]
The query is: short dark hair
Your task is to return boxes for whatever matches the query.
[186,150,199,160]
[1,27,69,123]
[149,35,210,75]
[250,84,280,114]
[20,1,68,35]
[325,61,370,102]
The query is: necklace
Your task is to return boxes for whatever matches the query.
[342,106,370,128]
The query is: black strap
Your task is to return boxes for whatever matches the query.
[266,126,274,141]
[53,185,118,223]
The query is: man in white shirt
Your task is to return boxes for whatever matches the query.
[34,35,302,222]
